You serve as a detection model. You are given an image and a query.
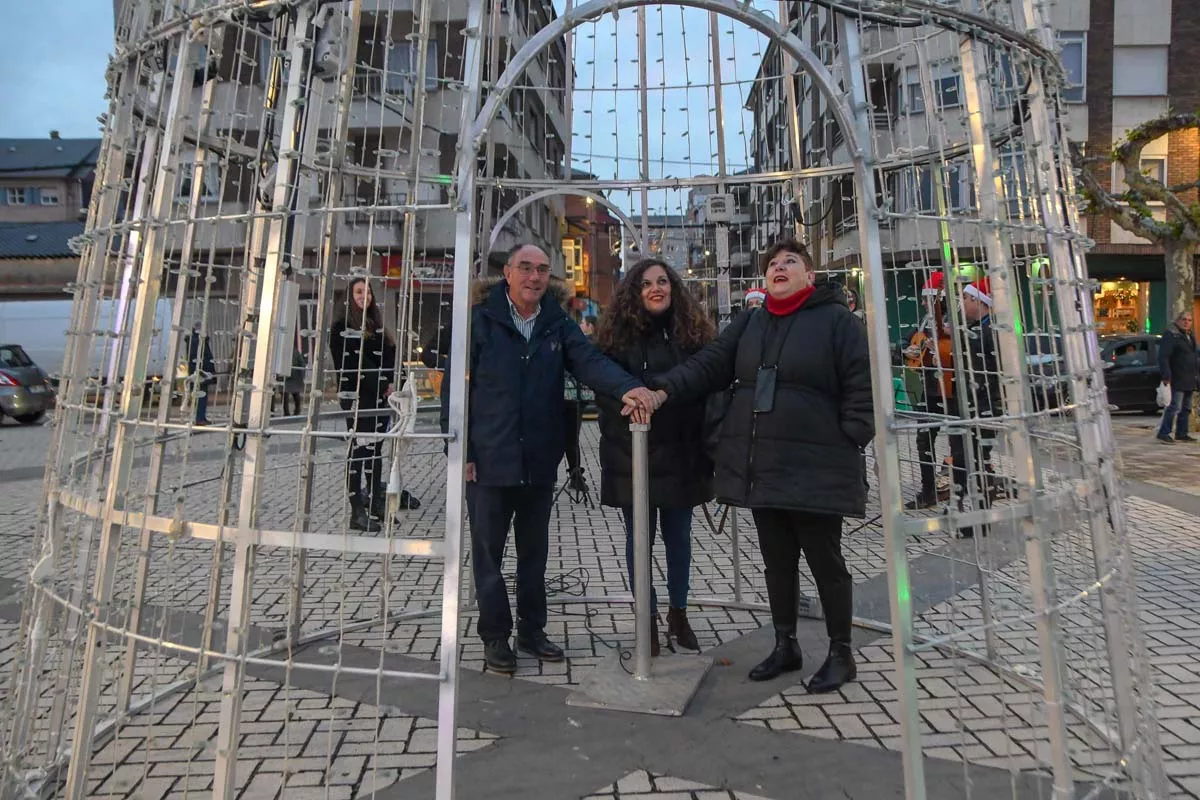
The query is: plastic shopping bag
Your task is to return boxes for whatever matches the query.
[1156,382,1172,409]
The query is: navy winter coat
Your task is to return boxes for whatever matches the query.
[1159,324,1199,391]
[441,281,642,487]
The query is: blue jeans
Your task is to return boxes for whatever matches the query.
[622,506,694,613]
[1159,389,1195,439]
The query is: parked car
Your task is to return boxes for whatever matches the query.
[0,344,56,424]
[1099,334,1162,412]
[1025,333,1068,412]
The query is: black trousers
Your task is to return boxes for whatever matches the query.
[751,509,852,647]
[563,400,583,474]
[341,397,386,500]
[949,428,995,506]
[466,483,555,642]
[915,394,949,497]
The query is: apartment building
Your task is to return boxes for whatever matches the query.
[747,0,1200,338]
[108,0,568,346]
[0,134,100,297]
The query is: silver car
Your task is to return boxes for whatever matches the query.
[0,344,56,424]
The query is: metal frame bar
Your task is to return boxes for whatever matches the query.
[488,188,646,254]
[212,6,316,795]
[833,14,926,800]
[959,27,1074,799]
[437,0,489,795]
[61,11,197,795]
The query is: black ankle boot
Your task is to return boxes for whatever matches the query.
[748,632,803,682]
[349,494,381,532]
[806,642,856,694]
[370,484,421,522]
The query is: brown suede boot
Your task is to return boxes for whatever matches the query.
[666,607,700,651]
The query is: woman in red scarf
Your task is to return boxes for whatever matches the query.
[649,240,873,693]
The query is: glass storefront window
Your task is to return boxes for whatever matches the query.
[1093,280,1149,335]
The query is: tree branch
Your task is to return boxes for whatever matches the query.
[1070,142,1171,239]
[1114,112,1200,242]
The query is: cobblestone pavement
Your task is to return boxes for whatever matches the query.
[2,410,1199,798]
[583,771,773,799]
[1111,413,1200,497]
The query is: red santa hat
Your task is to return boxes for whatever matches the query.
[744,287,767,305]
[921,271,946,298]
[963,277,992,306]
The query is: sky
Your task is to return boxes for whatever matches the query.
[0,1,114,139]
[0,0,765,216]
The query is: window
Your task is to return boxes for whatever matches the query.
[1113,46,1168,96]
[385,40,440,96]
[40,188,61,206]
[1108,340,1149,366]
[6,187,26,205]
[1000,150,1034,219]
[1057,32,1086,103]
[177,151,221,202]
[903,65,962,113]
[992,52,1020,109]
[904,66,924,113]
[1140,157,1166,185]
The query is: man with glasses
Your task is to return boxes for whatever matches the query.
[1157,311,1197,444]
[442,243,660,673]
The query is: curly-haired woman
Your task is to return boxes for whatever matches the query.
[596,258,717,655]
[648,240,872,692]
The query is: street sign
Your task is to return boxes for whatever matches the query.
[704,193,736,223]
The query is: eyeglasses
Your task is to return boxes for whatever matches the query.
[514,262,550,275]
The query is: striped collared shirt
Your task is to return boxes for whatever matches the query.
[506,293,540,341]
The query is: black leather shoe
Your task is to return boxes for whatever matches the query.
[483,639,517,674]
[516,631,565,662]
[807,643,857,694]
[904,491,938,511]
[666,607,699,651]
[748,634,803,682]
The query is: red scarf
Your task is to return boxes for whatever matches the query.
[765,285,815,316]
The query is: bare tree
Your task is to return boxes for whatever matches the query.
[1073,112,1200,322]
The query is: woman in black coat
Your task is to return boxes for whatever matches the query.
[649,240,873,692]
[329,277,420,532]
[596,258,716,655]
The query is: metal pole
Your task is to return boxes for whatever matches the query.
[637,8,650,249]
[912,48,1000,664]
[439,0,489,794]
[776,0,806,243]
[213,6,315,796]
[959,30,1073,799]
[834,14,926,800]
[1017,2,1165,792]
[630,421,653,680]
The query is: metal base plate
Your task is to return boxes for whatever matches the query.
[566,651,713,717]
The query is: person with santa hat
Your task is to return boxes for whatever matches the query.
[743,286,767,310]
[902,270,956,509]
[952,275,1002,538]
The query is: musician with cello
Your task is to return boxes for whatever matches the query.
[902,270,956,509]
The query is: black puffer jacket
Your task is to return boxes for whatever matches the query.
[329,320,398,409]
[652,283,874,518]
[1159,324,1199,391]
[596,315,715,509]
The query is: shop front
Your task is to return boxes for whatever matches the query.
[1084,254,1167,338]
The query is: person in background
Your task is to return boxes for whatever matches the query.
[330,277,420,533]
[1157,310,1197,444]
[596,258,716,655]
[903,271,956,509]
[844,287,866,322]
[440,243,660,674]
[744,286,767,310]
[580,315,598,339]
[649,239,872,692]
[548,276,594,498]
[187,322,215,425]
[281,346,307,416]
[952,277,1001,538]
